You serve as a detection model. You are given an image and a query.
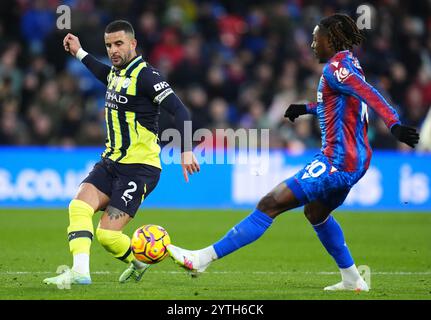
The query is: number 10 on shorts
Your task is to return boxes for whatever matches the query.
[302,160,327,179]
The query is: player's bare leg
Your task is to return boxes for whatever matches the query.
[96,206,151,283]
[168,182,301,276]
[304,201,369,291]
[43,183,109,286]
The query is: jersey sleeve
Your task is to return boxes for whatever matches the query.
[81,54,111,86]
[306,102,318,115]
[138,66,174,105]
[160,94,192,152]
[138,66,192,151]
[323,61,400,129]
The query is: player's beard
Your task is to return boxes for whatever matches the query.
[112,57,123,67]
[111,54,129,68]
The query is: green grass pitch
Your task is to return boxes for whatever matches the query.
[0,209,430,300]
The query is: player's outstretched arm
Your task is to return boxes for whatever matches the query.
[324,63,399,128]
[63,33,111,85]
[324,64,420,148]
[160,95,200,182]
[139,67,200,182]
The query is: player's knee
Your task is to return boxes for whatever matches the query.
[257,193,280,216]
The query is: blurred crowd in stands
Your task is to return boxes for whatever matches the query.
[0,0,430,151]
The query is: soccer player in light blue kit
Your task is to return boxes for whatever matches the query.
[168,14,420,291]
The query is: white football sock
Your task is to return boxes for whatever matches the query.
[72,253,90,275]
[197,246,218,265]
[340,264,362,283]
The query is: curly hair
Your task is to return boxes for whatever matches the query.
[319,14,365,52]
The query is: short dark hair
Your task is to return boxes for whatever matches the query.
[319,14,365,52]
[105,20,135,37]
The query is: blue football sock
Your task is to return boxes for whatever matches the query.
[313,215,354,269]
[213,209,273,258]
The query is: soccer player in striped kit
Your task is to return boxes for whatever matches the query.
[44,20,200,286]
[168,14,420,291]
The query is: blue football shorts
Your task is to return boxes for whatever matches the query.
[285,153,365,211]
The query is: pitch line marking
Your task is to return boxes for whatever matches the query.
[2,271,431,275]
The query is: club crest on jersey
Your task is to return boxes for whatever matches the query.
[334,67,351,82]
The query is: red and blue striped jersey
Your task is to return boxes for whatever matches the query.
[306,50,400,172]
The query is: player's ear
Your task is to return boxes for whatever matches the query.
[131,38,137,50]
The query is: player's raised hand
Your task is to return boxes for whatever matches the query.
[63,33,82,57]
[181,151,200,183]
[284,104,307,122]
[391,124,420,148]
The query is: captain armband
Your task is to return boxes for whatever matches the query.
[153,88,173,105]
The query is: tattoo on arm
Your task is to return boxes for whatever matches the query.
[106,205,127,220]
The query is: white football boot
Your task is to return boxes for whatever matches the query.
[167,244,212,277]
[43,268,91,286]
[324,264,370,292]
[324,277,369,291]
